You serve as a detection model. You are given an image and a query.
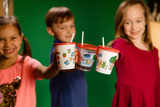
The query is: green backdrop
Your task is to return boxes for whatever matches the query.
[13,0,124,107]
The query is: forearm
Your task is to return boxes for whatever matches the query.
[61,68,77,73]
[35,61,60,79]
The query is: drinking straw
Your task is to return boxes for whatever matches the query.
[81,31,84,46]
[102,37,104,47]
[70,33,74,42]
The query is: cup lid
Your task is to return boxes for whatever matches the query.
[77,43,97,50]
[53,42,76,46]
[98,45,120,53]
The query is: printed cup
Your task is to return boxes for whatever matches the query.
[76,43,97,71]
[96,45,120,75]
[53,42,76,70]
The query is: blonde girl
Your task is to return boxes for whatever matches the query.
[109,0,160,106]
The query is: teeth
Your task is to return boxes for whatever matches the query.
[4,49,13,52]
[131,31,139,33]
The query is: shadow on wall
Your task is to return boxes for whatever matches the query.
[147,0,160,67]
[147,0,160,21]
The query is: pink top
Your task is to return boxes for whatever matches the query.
[112,39,160,107]
[0,55,42,107]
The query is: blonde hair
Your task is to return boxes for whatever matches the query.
[108,0,153,50]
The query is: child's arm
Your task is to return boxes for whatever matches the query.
[34,61,59,79]
[33,48,78,78]
[34,53,60,79]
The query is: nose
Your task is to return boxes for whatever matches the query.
[67,27,72,34]
[131,22,136,30]
[4,40,11,47]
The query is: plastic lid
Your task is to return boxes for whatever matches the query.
[53,42,76,46]
[98,45,120,53]
[77,43,97,50]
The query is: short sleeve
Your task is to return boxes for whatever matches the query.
[24,56,42,79]
[49,47,55,64]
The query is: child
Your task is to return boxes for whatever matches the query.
[108,0,160,106]
[0,16,60,107]
[45,7,88,107]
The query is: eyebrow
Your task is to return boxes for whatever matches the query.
[124,17,144,21]
[58,22,75,27]
[0,34,19,37]
[10,34,19,37]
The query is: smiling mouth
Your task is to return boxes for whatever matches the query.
[3,49,14,54]
[66,36,72,38]
[130,31,139,35]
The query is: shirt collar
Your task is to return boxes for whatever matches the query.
[54,40,63,44]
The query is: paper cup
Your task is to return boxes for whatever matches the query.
[54,42,76,70]
[96,45,120,75]
[76,43,97,71]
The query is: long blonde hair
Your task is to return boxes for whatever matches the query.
[108,0,153,50]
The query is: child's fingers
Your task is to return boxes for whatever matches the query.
[75,48,78,55]
[53,50,58,62]
[116,53,120,61]
[75,48,78,63]
[53,50,55,54]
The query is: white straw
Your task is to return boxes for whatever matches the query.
[70,33,74,42]
[102,37,104,47]
[81,31,84,46]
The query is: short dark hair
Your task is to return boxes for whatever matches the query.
[45,6,74,27]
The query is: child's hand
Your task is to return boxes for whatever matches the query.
[116,53,120,61]
[75,48,78,63]
[53,50,56,61]
[53,51,59,71]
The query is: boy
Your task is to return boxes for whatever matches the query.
[45,7,88,107]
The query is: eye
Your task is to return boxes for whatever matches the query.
[11,37,17,40]
[60,26,66,30]
[71,24,75,28]
[124,21,130,25]
[137,20,142,23]
[0,38,4,41]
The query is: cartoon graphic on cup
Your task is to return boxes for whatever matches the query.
[54,42,76,70]
[76,43,97,71]
[96,45,120,75]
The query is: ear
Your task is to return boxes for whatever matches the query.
[47,27,55,37]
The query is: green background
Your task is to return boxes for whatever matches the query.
[13,0,145,107]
